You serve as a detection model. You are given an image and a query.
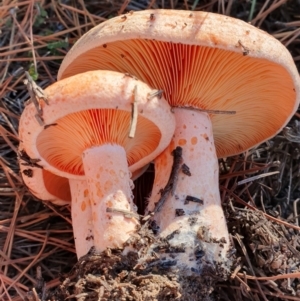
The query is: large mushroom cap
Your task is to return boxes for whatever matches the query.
[58,9,300,158]
[19,70,175,179]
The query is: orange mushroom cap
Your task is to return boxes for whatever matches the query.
[58,9,300,158]
[19,70,175,179]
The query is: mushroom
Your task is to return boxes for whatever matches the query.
[57,10,300,273]
[19,70,175,258]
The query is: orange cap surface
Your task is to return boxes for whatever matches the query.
[58,9,300,158]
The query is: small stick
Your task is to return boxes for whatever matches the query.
[170,147,183,195]
[124,73,138,80]
[32,288,40,301]
[21,162,43,169]
[184,195,203,205]
[18,150,43,169]
[35,114,44,126]
[44,123,58,130]
[174,106,236,115]
[106,207,140,220]
[118,0,130,15]
[238,40,250,56]
[147,89,163,100]
[141,212,154,222]
[181,163,191,176]
[237,171,279,185]
[287,161,293,203]
[293,198,300,227]
[24,71,49,125]
[129,85,138,138]
[0,8,16,84]
[24,71,49,106]
[283,120,300,142]
[154,146,183,213]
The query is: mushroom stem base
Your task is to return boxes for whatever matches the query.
[146,108,232,275]
[77,144,139,254]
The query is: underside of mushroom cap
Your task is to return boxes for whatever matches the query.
[19,145,71,205]
[22,167,71,205]
[58,9,300,158]
[19,70,175,179]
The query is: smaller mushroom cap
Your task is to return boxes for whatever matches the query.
[19,70,175,179]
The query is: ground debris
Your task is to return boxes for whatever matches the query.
[38,245,183,301]
[154,146,183,213]
[221,203,300,300]
[29,222,227,301]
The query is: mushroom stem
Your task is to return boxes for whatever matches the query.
[69,179,94,258]
[82,144,140,252]
[146,109,231,273]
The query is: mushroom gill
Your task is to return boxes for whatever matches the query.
[37,108,162,175]
[61,39,296,158]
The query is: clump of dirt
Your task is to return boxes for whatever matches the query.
[34,222,232,301]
